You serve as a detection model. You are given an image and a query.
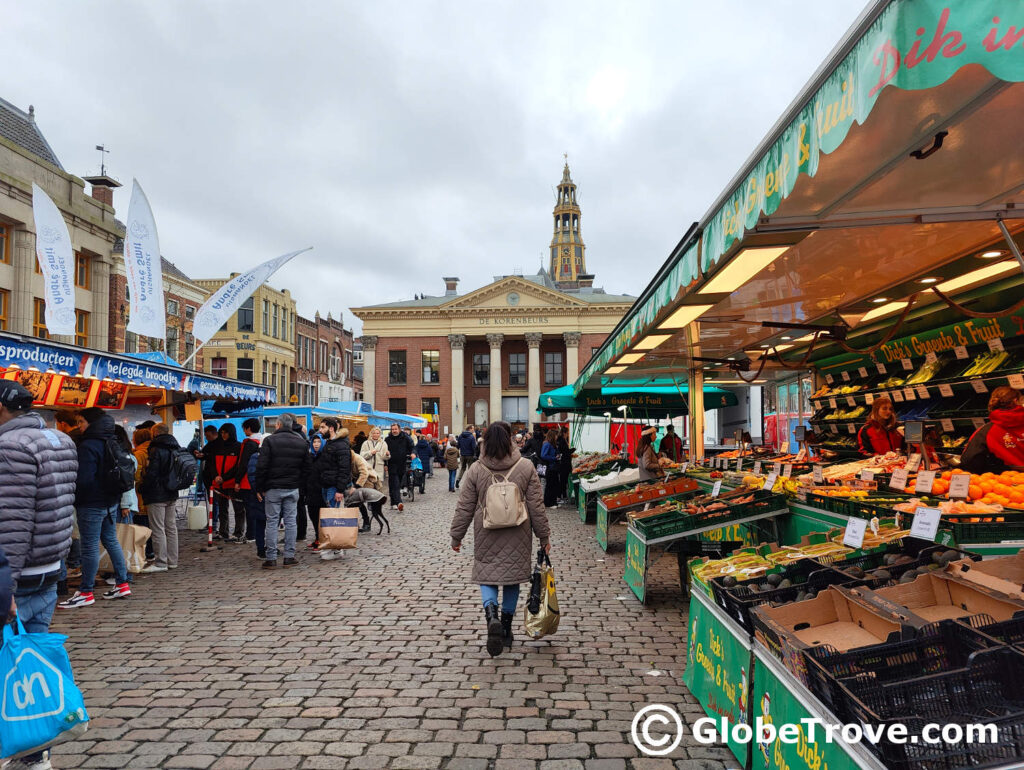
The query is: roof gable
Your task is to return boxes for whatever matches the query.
[0,98,63,170]
[442,275,587,309]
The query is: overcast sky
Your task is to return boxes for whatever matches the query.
[8,1,867,332]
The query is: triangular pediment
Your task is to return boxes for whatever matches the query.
[443,276,586,310]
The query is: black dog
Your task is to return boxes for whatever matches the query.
[362,499,390,535]
[346,488,391,535]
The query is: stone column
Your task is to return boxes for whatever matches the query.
[361,335,378,408]
[486,333,504,425]
[448,334,466,434]
[11,230,34,336]
[526,332,543,426]
[92,255,111,350]
[563,331,582,382]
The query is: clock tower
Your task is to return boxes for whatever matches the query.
[549,159,587,287]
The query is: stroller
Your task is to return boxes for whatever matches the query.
[403,457,426,500]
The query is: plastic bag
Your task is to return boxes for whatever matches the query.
[524,548,560,639]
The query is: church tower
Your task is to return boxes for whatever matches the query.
[549,159,587,287]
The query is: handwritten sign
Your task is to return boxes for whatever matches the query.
[925,351,938,364]
[948,473,971,499]
[877,363,887,375]
[847,424,856,434]
[903,387,916,402]
[860,469,875,482]
[889,468,909,491]
[773,462,782,476]
[812,465,824,484]
[1009,374,1024,390]
[940,418,954,432]
[906,453,922,473]
[858,367,868,379]
[843,517,867,549]
[916,469,937,495]
[971,379,988,394]
[865,392,875,404]
[841,371,851,382]
[735,458,743,472]
[711,480,722,498]
[901,358,914,371]
[892,390,904,403]
[916,385,930,400]
[846,396,856,407]
[782,463,793,479]
[779,442,790,454]
[910,506,942,541]
[989,337,1005,353]
[828,398,838,409]
[938,383,953,397]
[954,345,968,360]
[762,473,778,491]
[753,461,762,476]
[825,374,834,384]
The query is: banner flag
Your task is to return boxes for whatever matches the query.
[123,180,166,340]
[191,248,312,344]
[30,184,76,336]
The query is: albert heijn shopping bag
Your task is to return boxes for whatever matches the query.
[318,507,360,550]
[0,617,88,759]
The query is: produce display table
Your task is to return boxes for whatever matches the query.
[596,486,699,552]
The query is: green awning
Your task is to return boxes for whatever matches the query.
[539,383,738,416]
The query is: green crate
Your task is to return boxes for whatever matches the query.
[949,511,1024,544]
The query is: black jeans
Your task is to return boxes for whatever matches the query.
[387,463,403,506]
[543,465,560,507]
[217,495,246,539]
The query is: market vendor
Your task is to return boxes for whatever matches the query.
[637,426,663,481]
[961,386,1024,472]
[856,396,905,457]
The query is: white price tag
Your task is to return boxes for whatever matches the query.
[940,418,954,432]
[865,392,875,404]
[829,398,838,409]
[916,469,937,495]
[858,367,869,379]
[711,480,723,498]
[860,469,875,482]
[1009,374,1024,389]
[734,458,741,472]
[681,462,689,473]
[842,371,851,382]
[846,396,856,407]
[938,383,954,397]
[916,385,930,400]
[843,517,867,549]
[972,417,986,429]
[954,345,969,360]
[812,465,824,484]
[948,473,971,499]
[753,461,762,476]
[826,374,834,384]
[906,454,922,473]
[903,387,916,401]
[910,506,942,541]
[889,468,909,491]
[782,463,793,478]
[925,351,938,364]
[971,379,988,394]
[902,358,914,371]
[830,425,838,434]
[892,390,904,402]
[762,473,778,491]
[847,423,856,434]
[780,442,790,454]
[989,337,1005,353]
[773,462,782,476]
[877,363,887,374]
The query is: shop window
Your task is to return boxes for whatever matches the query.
[237,296,254,332]
[389,398,407,414]
[0,224,9,264]
[501,396,529,423]
[0,289,7,330]
[166,298,179,316]
[237,358,254,382]
[73,310,89,347]
[421,350,440,384]
[389,350,407,385]
[421,397,440,415]
[508,353,526,387]
[473,354,490,386]
[74,252,90,289]
[32,298,47,338]
[212,357,228,378]
[544,352,563,386]
[262,299,270,333]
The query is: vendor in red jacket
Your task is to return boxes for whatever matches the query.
[983,386,1024,469]
[857,396,905,456]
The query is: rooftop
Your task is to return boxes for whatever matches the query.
[0,98,63,170]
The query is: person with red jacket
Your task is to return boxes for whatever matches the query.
[235,418,262,545]
[212,423,246,542]
[857,396,905,456]
[985,387,1024,468]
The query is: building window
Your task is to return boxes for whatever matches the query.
[185,333,195,362]
[508,353,526,387]
[237,358,254,382]
[262,359,269,385]
[421,350,440,384]
[0,289,7,330]
[544,352,563,386]
[272,304,279,338]
[125,331,138,353]
[32,298,47,338]
[421,397,440,415]
[166,326,178,358]
[271,362,278,391]
[389,350,407,385]
[74,252,90,289]
[319,341,328,373]
[262,299,270,333]
[473,354,490,386]
[185,305,195,320]
[330,346,341,380]
[166,298,180,316]
[237,297,254,332]
[0,225,8,264]
[212,357,228,378]
[75,311,89,347]
[389,398,407,414]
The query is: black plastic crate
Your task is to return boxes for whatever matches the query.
[829,539,981,585]
[855,713,1024,770]
[960,613,1024,648]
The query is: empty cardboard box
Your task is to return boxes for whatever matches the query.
[947,550,1024,601]
[870,572,1024,624]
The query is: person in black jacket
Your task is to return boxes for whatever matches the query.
[140,423,184,573]
[384,423,414,509]
[253,413,311,568]
[317,418,353,508]
[557,426,575,504]
[415,432,434,479]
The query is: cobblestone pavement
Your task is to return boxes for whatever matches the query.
[51,473,735,770]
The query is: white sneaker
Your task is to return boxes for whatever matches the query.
[3,753,53,769]
[320,550,341,561]
[141,564,168,573]
[105,577,116,585]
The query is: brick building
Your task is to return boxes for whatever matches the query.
[294,311,362,405]
[351,162,633,432]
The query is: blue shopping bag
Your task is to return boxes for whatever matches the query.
[0,617,88,759]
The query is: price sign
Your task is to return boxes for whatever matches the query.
[843,517,867,549]
[972,417,986,429]
[762,473,779,491]
[812,464,825,484]
[826,374,834,384]
[925,351,938,364]
[711,480,723,498]
[948,473,971,499]
[846,396,856,407]
[905,421,924,444]
[903,387,916,401]
[735,458,743,472]
[1009,374,1024,389]
[972,379,989,394]
[773,462,782,476]
[941,418,954,432]
[889,468,909,491]
[813,401,821,410]
[830,424,838,434]
[916,469,937,495]
[916,385,930,400]
[938,383,954,397]
[858,367,869,379]
[906,453,922,473]
[865,392,875,404]
[753,461,762,476]
[877,363,887,374]
[902,358,914,371]
[847,423,856,434]
[681,462,689,473]
[892,390,904,402]
[829,398,838,409]
[989,337,1005,353]
[860,469,875,482]
[841,371,851,382]
[782,463,793,478]
[780,442,790,454]
[794,426,806,441]
[954,345,969,360]
[910,506,942,541]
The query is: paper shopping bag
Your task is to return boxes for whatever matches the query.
[99,523,152,574]
[524,549,560,639]
[318,507,360,550]
[0,617,89,759]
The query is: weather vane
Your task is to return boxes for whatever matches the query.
[96,144,110,176]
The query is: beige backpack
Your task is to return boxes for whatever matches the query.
[482,458,529,529]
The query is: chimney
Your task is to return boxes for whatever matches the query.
[578,273,595,289]
[81,174,121,208]
[443,276,459,296]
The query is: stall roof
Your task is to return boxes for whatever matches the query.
[199,399,428,429]
[576,0,1024,393]
[539,383,738,416]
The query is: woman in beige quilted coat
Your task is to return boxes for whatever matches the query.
[451,421,551,657]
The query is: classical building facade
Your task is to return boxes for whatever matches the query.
[352,163,633,432]
[0,98,122,348]
[294,311,362,405]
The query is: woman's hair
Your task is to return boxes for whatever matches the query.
[637,429,653,452]
[219,423,238,442]
[113,424,133,454]
[989,386,1022,412]
[867,396,897,429]
[544,429,558,444]
[483,421,513,461]
[370,426,381,437]
[132,428,152,448]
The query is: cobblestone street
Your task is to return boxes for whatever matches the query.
[51,474,734,770]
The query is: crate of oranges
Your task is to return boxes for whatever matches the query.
[909,470,1024,509]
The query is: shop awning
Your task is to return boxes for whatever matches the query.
[317,401,428,429]
[538,383,738,416]
[577,0,1024,394]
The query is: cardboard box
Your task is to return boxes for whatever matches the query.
[869,572,1024,624]
[751,586,927,685]
[947,550,1024,601]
